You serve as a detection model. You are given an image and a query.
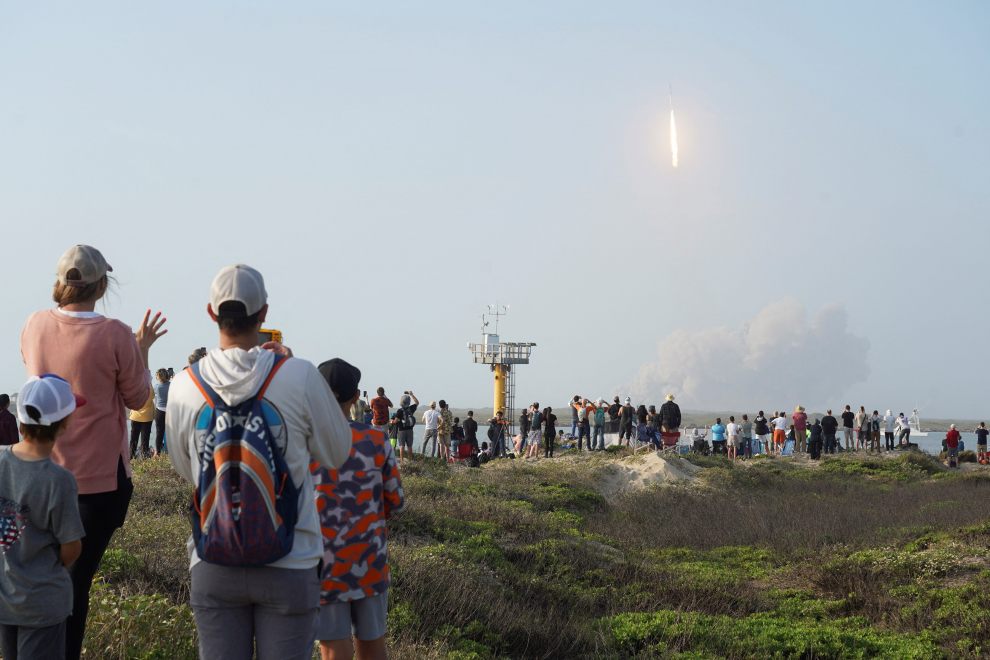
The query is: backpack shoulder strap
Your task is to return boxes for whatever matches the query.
[187,354,289,408]
[256,354,289,401]
[188,361,222,409]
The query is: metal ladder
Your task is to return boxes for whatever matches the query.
[505,365,516,437]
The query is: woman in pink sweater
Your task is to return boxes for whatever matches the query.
[20,245,167,660]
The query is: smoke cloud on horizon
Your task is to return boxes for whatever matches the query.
[624,297,870,411]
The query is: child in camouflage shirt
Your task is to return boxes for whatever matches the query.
[312,359,405,660]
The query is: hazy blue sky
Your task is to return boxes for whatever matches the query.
[2,2,988,418]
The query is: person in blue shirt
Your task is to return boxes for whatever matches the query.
[152,368,170,458]
[711,418,726,455]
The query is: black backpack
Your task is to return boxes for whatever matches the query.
[401,407,416,429]
[530,410,541,428]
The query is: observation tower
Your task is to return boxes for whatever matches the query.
[467,303,535,435]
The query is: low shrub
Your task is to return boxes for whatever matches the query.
[604,608,941,659]
[939,450,977,463]
[83,581,198,660]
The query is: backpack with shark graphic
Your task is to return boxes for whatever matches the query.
[186,355,298,566]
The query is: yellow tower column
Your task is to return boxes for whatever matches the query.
[493,365,507,415]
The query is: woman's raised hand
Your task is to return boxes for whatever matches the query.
[135,310,168,351]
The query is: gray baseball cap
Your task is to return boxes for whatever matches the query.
[210,264,267,317]
[57,245,113,287]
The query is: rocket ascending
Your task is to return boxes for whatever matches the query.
[669,84,678,168]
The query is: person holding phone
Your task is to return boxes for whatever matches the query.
[350,389,369,423]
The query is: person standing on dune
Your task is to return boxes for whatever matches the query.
[841,406,855,452]
[855,406,868,452]
[791,406,808,454]
[591,399,607,451]
[370,388,392,434]
[754,411,772,455]
[870,410,882,453]
[21,244,167,659]
[607,396,621,435]
[659,394,681,438]
[771,412,787,454]
[883,410,897,451]
[618,398,635,447]
[542,407,557,458]
[569,396,581,439]
[821,410,838,455]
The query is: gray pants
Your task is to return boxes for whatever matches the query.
[422,428,438,457]
[0,621,65,660]
[190,562,321,660]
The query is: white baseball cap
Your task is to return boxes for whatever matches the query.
[57,245,112,287]
[210,265,267,317]
[17,374,86,426]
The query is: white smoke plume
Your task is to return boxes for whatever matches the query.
[625,297,870,410]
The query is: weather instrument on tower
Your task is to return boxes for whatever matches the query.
[467,303,536,436]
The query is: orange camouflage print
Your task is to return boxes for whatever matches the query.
[310,421,404,604]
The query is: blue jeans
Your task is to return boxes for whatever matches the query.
[571,420,579,438]
[492,432,505,458]
[824,433,836,454]
[577,423,591,450]
[592,425,605,450]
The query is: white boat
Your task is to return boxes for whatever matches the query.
[908,409,928,437]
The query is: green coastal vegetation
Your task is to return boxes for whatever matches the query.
[47,450,990,660]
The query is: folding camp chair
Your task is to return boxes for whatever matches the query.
[450,442,474,465]
[635,424,657,454]
[780,439,794,456]
[660,432,681,455]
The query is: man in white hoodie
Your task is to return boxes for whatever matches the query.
[883,410,897,451]
[166,264,352,660]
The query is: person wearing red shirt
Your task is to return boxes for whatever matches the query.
[945,424,961,468]
[369,387,393,431]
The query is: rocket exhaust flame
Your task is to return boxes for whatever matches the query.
[669,85,678,168]
[670,110,678,167]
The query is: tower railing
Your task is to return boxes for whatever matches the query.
[468,342,535,365]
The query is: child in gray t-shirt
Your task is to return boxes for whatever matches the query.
[0,375,86,660]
